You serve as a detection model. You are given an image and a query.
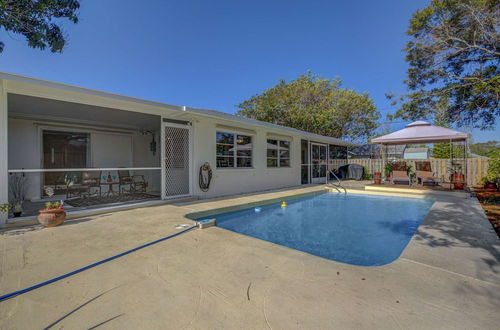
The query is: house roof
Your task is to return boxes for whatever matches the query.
[371,121,468,145]
[0,71,356,147]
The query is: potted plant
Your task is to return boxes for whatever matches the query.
[481,177,497,192]
[9,174,27,217]
[448,162,464,190]
[0,203,10,217]
[37,201,66,227]
[383,162,393,181]
[482,150,499,191]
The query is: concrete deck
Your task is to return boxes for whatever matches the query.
[0,186,499,329]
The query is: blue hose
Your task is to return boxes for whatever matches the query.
[0,225,197,302]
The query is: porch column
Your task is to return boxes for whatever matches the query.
[160,117,165,200]
[0,80,8,226]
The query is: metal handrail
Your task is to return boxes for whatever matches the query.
[327,170,347,196]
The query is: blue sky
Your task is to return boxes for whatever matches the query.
[0,0,498,142]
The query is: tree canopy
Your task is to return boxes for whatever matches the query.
[237,72,380,142]
[469,140,499,156]
[0,0,80,53]
[389,0,499,130]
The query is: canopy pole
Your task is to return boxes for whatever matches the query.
[449,139,453,191]
[464,138,468,192]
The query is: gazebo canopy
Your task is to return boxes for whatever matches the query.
[371,121,468,145]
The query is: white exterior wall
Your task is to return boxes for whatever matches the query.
[190,117,302,199]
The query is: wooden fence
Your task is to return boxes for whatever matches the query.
[329,158,489,186]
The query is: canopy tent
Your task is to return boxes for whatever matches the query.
[370,121,469,190]
[371,121,468,145]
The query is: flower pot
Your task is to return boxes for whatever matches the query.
[484,183,497,192]
[37,209,66,227]
[374,172,382,185]
[451,174,465,190]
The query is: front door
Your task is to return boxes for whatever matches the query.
[310,143,327,183]
[163,123,191,199]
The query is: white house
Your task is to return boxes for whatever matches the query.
[0,72,354,225]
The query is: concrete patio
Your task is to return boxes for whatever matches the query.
[0,186,499,329]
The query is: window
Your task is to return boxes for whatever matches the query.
[216,132,252,168]
[267,139,290,167]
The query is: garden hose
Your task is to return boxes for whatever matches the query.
[0,225,197,302]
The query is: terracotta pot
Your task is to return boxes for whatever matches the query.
[37,209,66,227]
[374,172,382,185]
[451,174,465,190]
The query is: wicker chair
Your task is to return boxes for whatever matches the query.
[66,171,101,198]
[118,170,148,194]
[415,161,439,186]
[391,162,411,185]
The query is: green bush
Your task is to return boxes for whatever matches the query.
[363,166,372,180]
[483,150,500,184]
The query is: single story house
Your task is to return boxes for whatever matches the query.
[0,72,354,225]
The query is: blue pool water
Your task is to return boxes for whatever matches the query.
[202,193,434,266]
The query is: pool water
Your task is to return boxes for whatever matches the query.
[203,193,434,266]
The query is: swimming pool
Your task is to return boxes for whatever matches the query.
[200,193,434,266]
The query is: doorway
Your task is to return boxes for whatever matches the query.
[42,130,90,196]
[310,143,327,183]
[163,123,192,198]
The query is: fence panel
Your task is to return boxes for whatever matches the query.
[329,158,489,185]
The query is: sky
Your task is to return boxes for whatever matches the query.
[0,0,498,142]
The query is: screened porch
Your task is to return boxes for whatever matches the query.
[7,93,162,219]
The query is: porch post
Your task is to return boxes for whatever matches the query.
[0,80,8,226]
[160,117,165,200]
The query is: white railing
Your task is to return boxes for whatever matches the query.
[8,167,161,173]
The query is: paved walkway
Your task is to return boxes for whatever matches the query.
[0,186,499,329]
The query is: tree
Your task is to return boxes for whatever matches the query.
[237,72,380,142]
[469,141,499,156]
[430,96,465,158]
[0,0,80,53]
[389,0,500,130]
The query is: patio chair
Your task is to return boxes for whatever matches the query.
[391,161,411,185]
[118,170,148,194]
[415,161,439,186]
[82,171,102,196]
[66,171,102,198]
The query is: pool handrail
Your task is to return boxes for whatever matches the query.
[327,170,347,196]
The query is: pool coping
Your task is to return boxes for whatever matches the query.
[179,185,498,285]
[184,186,439,221]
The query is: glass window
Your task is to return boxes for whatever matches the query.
[216,132,252,168]
[267,139,291,167]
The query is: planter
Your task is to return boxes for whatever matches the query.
[374,172,382,185]
[37,209,66,227]
[451,174,465,190]
[484,183,498,192]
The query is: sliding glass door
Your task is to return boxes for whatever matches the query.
[42,130,90,196]
[310,143,327,183]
